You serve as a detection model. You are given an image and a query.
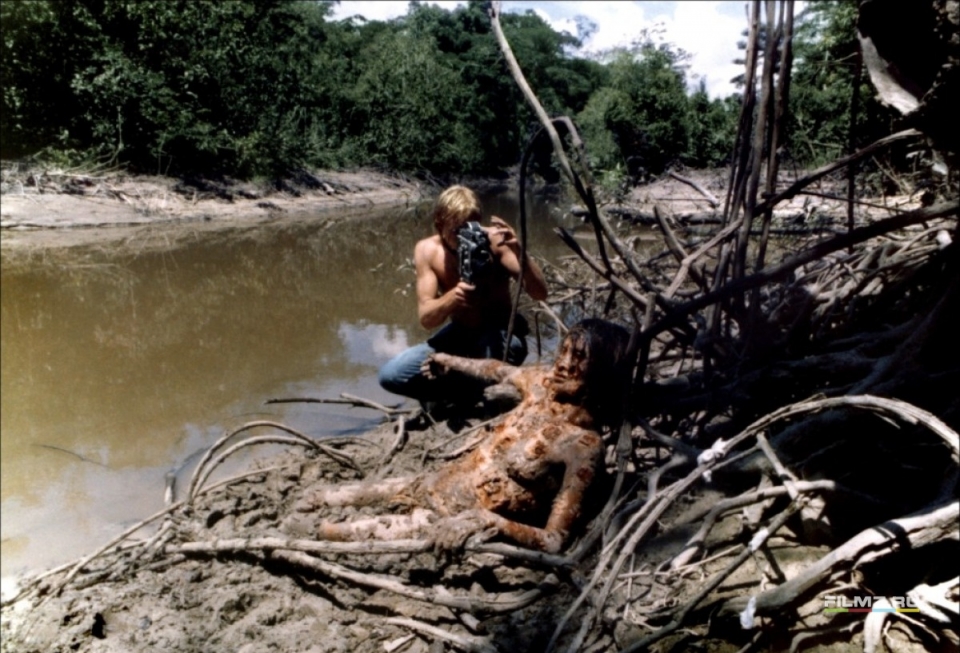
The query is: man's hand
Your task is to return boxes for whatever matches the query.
[488,215,548,301]
[448,280,476,308]
[489,216,520,253]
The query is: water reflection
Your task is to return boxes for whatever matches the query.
[0,192,578,587]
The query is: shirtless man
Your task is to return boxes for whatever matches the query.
[298,319,631,553]
[378,185,548,404]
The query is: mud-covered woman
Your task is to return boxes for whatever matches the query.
[294,319,631,553]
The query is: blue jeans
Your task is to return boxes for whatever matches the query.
[378,319,528,402]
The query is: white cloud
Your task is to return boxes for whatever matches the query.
[338,322,411,362]
[331,1,454,22]
[660,2,748,98]
[512,1,747,98]
[329,1,804,99]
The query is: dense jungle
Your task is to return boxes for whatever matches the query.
[1,1,958,652]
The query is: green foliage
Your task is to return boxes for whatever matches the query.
[684,81,739,168]
[787,0,896,166]
[577,86,630,172]
[577,36,695,177]
[344,28,481,172]
[1,0,82,157]
[3,0,339,175]
[2,1,740,180]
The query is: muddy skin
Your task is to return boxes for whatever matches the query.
[295,324,625,554]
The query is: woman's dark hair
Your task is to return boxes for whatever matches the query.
[564,319,633,429]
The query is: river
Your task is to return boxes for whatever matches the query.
[0,191,581,593]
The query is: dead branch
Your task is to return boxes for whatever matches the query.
[547,393,957,650]
[189,435,322,499]
[385,617,498,653]
[669,479,837,570]
[376,415,407,472]
[168,537,433,556]
[657,208,741,298]
[755,129,923,215]
[265,393,409,416]
[623,500,804,652]
[270,549,554,615]
[719,499,959,618]
[341,392,410,415]
[666,172,719,208]
[554,228,650,310]
[467,542,572,569]
[640,200,957,345]
[187,420,362,500]
[488,4,578,193]
[907,576,960,624]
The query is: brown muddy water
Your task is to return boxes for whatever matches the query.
[0,192,582,594]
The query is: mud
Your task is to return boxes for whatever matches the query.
[0,168,425,255]
[0,415,582,653]
[3,414,938,653]
[1,166,938,653]
[2,165,926,258]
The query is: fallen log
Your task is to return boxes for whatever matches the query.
[719,499,959,618]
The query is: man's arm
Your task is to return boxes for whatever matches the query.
[488,216,548,301]
[415,238,473,330]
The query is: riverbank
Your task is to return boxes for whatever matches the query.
[0,167,426,255]
[2,164,948,653]
[2,163,928,260]
[4,413,570,653]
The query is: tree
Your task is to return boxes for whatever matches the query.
[2,1,729,180]
[787,0,896,167]
[684,80,738,168]
[2,0,340,175]
[1,0,97,159]
[342,26,482,173]
[577,34,692,178]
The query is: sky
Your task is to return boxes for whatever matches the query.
[329,1,803,99]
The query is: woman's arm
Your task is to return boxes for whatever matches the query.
[455,428,602,554]
[422,353,520,385]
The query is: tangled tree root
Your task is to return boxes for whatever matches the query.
[3,3,958,651]
[2,393,956,653]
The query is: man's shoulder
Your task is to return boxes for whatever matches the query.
[414,235,447,271]
[415,235,444,257]
[415,234,441,250]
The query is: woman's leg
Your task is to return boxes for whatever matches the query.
[317,508,438,541]
[295,477,413,512]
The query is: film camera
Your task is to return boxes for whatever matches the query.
[457,221,494,285]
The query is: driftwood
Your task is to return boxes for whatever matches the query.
[4,3,957,653]
[720,499,959,618]
[265,392,410,417]
[186,420,363,500]
[487,2,958,650]
[666,171,720,208]
[385,617,499,653]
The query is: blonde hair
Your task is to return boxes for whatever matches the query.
[433,185,482,234]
